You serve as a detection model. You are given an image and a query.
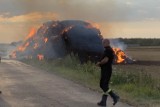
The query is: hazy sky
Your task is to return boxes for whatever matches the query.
[0,0,160,43]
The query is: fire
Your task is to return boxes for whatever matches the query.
[112,48,126,64]
[18,42,30,52]
[25,28,36,40]
[37,54,44,61]
[61,26,73,34]
[44,38,48,43]
[10,28,36,59]
[11,20,133,64]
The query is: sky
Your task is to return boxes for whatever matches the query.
[0,0,160,43]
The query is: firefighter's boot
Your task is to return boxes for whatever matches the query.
[97,94,108,106]
[109,91,119,105]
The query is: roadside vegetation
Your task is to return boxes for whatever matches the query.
[22,53,160,107]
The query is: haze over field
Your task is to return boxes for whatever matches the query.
[0,0,160,43]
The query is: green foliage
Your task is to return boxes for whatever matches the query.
[21,55,160,106]
[55,54,99,75]
[112,70,156,87]
[112,70,160,100]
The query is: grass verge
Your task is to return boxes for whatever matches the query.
[21,55,160,107]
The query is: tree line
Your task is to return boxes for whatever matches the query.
[118,38,160,46]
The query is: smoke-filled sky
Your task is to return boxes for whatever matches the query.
[0,0,160,43]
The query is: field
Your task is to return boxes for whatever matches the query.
[126,46,160,79]
[126,46,160,61]
[22,46,160,107]
[119,46,160,106]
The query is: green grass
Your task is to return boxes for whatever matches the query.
[112,65,160,106]
[21,54,160,107]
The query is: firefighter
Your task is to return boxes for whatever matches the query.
[96,39,119,106]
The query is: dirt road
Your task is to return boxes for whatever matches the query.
[0,60,133,107]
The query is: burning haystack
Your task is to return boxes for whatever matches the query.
[10,20,133,64]
[11,20,104,62]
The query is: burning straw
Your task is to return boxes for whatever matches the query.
[10,20,133,64]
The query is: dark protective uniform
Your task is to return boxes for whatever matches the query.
[100,46,114,93]
[97,46,119,106]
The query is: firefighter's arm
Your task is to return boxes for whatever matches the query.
[96,57,109,66]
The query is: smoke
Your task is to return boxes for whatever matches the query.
[109,39,127,51]
[11,20,104,62]
[0,42,21,59]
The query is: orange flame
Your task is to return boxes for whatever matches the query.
[18,42,30,52]
[44,38,48,43]
[25,28,36,40]
[61,26,73,34]
[112,48,126,63]
[37,54,44,61]
[91,23,100,29]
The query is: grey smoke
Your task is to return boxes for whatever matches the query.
[110,39,127,51]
